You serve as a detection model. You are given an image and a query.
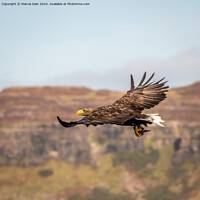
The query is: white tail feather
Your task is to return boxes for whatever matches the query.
[146,113,165,127]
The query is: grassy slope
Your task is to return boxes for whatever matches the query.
[0,154,126,200]
[0,142,200,200]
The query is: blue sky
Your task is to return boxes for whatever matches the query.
[0,0,200,91]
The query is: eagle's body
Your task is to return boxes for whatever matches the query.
[57,72,169,137]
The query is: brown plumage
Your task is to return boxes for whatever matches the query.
[57,72,169,137]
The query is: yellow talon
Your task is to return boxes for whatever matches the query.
[135,127,143,137]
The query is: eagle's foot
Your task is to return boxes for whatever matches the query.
[134,126,150,137]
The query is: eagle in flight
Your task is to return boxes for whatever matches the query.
[57,72,168,137]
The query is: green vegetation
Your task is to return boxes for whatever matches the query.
[151,144,174,183]
[144,139,153,149]
[69,187,132,200]
[90,133,107,145]
[113,149,159,171]
[90,126,124,146]
[0,155,125,199]
[1,141,200,200]
[143,144,200,200]
[144,185,180,200]
[38,169,54,177]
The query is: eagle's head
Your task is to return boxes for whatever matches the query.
[76,108,94,116]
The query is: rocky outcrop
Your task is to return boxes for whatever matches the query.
[0,82,200,166]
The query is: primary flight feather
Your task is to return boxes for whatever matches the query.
[57,72,169,137]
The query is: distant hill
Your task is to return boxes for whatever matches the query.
[0,81,200,126]
[0,82,200,200]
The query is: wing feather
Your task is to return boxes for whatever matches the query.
[113,73,169,111]
[138,72,146,86]
[143,72,155,85]
[130,74,135,90]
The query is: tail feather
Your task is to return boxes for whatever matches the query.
[146,113,165,127]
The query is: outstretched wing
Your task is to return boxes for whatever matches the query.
[57,109,135,128]
[113,72,169,112]
[57,116,80,127]
[57,72,168,128]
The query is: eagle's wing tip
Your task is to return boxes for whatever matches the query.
[130,74,134,90]
[57,116,64,125]
[57,116,60,121]
[57,116,79,128]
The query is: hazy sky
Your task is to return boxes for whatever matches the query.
[0,0,200,91]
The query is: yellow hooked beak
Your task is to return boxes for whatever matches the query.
[76,109,85,115]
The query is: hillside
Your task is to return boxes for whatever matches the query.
[0,82,200,200]
[1,82,200,126]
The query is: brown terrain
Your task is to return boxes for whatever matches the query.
[0,82,200,200]
[1,82,200,125]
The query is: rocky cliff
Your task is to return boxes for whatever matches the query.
[0,82,200,200]
[0,82,200,166]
